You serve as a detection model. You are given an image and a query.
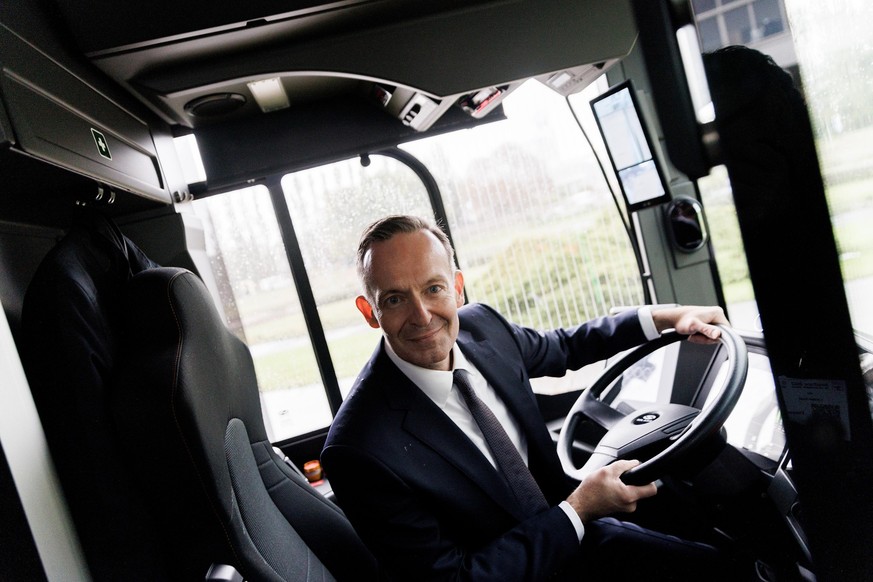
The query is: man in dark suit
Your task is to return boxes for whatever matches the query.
[322,215,737,581]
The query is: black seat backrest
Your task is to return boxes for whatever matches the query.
[20,208,167,580]
[110,267,380,581]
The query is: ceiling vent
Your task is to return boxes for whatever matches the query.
[184,93,247,118]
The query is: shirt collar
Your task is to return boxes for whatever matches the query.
[384,340,473,409]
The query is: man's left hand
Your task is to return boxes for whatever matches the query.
[651,305,729,345]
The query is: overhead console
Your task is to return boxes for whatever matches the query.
[192,91,510,191]
[64,0,637,131]
[0,22,182,206]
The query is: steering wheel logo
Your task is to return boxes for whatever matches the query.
[633,413,660,425]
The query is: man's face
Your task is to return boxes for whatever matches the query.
[356,229,464,371]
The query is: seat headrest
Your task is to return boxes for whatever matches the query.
[117,267,266,442]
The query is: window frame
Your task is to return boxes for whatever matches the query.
[257,150,452,441]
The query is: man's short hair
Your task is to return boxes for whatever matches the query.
[356,215,455,300]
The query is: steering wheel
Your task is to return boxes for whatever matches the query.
[557,325,748,486]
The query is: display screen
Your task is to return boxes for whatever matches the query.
[591,81,671,211]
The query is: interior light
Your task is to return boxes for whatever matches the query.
[173,134,207,185]
[247,77,291,113]
[547,72,573,90]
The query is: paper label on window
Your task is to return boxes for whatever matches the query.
[778,377,850,439]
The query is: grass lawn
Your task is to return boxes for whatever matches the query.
[254,326,379,391]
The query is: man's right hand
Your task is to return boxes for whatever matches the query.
[565,459,658,522]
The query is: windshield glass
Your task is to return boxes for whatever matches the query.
[403,80,644,332]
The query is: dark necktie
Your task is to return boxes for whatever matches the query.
[453,369,549,516]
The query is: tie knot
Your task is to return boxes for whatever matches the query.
[453,369,472,392]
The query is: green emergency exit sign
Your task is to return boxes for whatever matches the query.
[90,128,112,160]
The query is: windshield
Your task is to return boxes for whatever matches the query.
[192,80,646,440]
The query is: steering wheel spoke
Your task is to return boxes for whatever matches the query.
[578,393,627,432]
[557,325,748,486]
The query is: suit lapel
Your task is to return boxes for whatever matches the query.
[373,344,528,520]
[402,407,525,518]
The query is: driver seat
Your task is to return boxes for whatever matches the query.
[110,266,380,581]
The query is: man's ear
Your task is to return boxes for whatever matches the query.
[356,295,381,329]
[453,270,465,307]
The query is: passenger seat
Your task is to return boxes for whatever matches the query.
[109,266,380,581]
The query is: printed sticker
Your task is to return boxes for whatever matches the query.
[778,376,850,440]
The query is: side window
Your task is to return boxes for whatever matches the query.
[785,3,873,339]
[193,186,332,442]
[694,3,873,338]
[193,157,432,442]
[692,0,789,53]
[281,156,432,398]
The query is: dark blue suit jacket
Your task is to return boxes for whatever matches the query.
[322,303,648,581]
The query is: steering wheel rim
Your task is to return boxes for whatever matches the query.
[557,324,748,486]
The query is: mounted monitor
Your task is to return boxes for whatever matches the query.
[590,80,670,212]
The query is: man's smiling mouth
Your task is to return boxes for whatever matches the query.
[406,324,443,343]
